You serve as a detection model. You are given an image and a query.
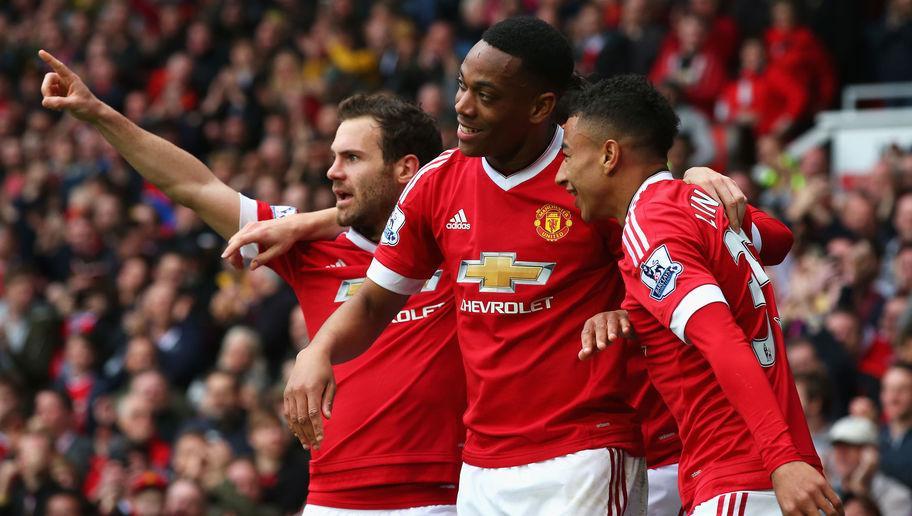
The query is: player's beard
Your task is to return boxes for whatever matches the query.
[337,164,400,242]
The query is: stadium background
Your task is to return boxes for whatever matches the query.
[1,0,911,514]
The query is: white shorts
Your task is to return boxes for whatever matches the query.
[301,504,456,516]
[457,447,646,516]
[647,463,683,515]
[690,490,779,516]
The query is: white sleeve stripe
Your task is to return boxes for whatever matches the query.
[366,259,426,295]
[399,149,455,202]
[621,234,637,263]
[669,284,729,343]
[238,194,260,262]
[629,209,650,251]
[750,221,763,253]
[623,223,644,260]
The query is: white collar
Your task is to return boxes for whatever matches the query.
[626,171,674,218]
[345,229,378,254]
[481,125,564,191]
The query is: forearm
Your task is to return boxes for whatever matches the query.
[686,302,802,473]
[288,208,345,242]
[307,280,408,364]
[90,103,238,237]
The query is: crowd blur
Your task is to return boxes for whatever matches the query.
[0,0,911,514]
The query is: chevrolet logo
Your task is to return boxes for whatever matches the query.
[457,253,555,293]
[334,270,443,302]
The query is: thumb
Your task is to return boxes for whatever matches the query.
[41,96,72,111]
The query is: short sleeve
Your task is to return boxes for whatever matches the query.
[238,193,298,280]
[370,177,444,295]
[622,202,727,343]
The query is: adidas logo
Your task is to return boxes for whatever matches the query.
[446,209,471,230]
[325,259,347,268]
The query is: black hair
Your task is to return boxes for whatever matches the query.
[338,93,443,167]
[569,75,680,159]
[481,16,574,95]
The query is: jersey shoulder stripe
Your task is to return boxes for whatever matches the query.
[399,148,458,203]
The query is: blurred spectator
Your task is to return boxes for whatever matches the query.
[658,81,716,167]
[842,492,884,516]
[209,457,282,516]
[185,370,248,455]
[246,410,308,513]
[117,471,167,516]
[828,416,912,515]
[795,371,834,459]
[880,363,912,489]
[45,489,88,516]
[0,268,61,388]
[866,0,912,84]
[716,38,806,139]
[163,479,207,516]
[649,11,726,114]
[32,390,93,479]
[0,428,63,515]
[764,0,837,113]
[594,0,665,79]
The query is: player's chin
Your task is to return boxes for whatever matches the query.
[457,139,486,158]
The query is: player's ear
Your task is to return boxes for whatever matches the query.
[393,154,421,184]
[601,139,620,176]
[529,92,556,124]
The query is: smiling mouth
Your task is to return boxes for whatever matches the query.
[458,123,481,134]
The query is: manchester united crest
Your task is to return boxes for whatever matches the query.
[534,204,573,242]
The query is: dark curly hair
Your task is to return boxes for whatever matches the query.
[338,93,443,166]
[481,16,574,96]
[569,75,680,160]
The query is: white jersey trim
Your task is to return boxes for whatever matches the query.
[481,125,564,191]
[238,193,259,262]
[399,149,457,203]
[345,229,378,254]
[669,284,728,343]
[367,259,427,295]
[750,220,763,253]
[625,171,674,219]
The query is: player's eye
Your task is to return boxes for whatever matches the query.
[347,155,359,162]
[456,78,466,91]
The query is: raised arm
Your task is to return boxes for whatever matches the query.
[39,50,239,239]
[284,279,409,449]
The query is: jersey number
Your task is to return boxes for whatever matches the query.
[723,229,776,367]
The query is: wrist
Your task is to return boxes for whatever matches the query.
[89,101,117,126]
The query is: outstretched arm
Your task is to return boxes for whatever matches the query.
[39,50,239,239]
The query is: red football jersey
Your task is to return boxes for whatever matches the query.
[240,197,466,510]
[626,345,681,470]
[617,173,821,510]
[369,126,641,468]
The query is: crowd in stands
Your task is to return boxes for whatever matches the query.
[0,0,911,514]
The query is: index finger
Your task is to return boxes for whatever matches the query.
[221,222,257,259]
[38,50,75,80]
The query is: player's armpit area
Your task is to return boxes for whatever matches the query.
[683,303,803,474]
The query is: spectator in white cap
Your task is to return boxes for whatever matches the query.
[828,415,912,515]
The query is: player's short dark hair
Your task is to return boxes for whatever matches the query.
[481,16,574,95]
[569,75,679,160]
[338,93,443,167]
